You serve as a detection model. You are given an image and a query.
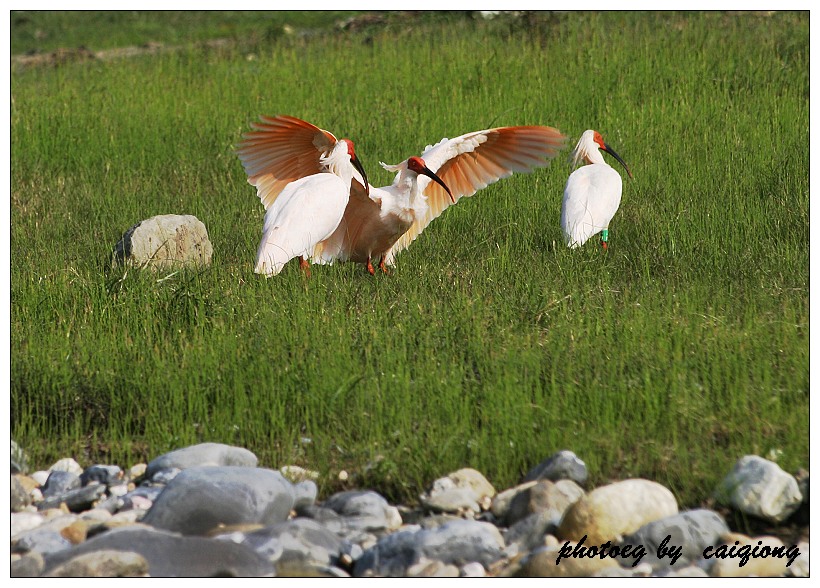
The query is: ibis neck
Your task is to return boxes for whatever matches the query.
[585,150,607,166]
[321,144,356,186]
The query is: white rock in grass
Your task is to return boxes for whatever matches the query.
[714,455,802,523]
[113,214,213,270]
[557,479,678,544]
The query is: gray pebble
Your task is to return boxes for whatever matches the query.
[524,450,588,486]
[37,483,107,512]
[42,470,81,498]
[15,529,74,557]
[355,519,505,577]
[321,490,402,533]
[234,518,346,567]
[11,476,31,512]
[622,508,730,569]
[80,465,122,487]
[504,510,558,553]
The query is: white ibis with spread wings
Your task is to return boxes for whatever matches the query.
[315,124,566,274]
[236,115,369,276]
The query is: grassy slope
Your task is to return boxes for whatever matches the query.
[10,11,808,506]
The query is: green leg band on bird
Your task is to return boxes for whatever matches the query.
[601,229,609,243]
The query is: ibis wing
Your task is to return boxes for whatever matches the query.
[386,125,567,261]
[236,114,338,210]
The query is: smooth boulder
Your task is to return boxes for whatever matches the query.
[145,443,257,479]
[113,214,213,270]
[558,479,678,544]
[141,466,296,535]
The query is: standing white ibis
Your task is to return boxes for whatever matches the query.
[313,125,567,273]
[560,129,633,250]
[235,115,369,276]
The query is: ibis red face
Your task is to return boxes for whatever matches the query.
[343,139,370,196]
[407,156,454,203]
[592,132,633,179]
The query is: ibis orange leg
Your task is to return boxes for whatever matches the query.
[366,257,376,276]
[298,256,311,277]
[378,257,390,274]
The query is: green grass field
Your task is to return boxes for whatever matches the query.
[10,11,808,507]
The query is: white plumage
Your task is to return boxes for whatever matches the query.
[561,129,632,250]
[236,116,369,276]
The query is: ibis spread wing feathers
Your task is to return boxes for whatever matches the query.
[384,125,566,264]
[237,114,370,276]
[236,114,339,210]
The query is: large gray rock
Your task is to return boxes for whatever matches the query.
[42,526,275,577]
[145,443,257,479]
[622,509,730,569]
[714,455,802,523]
[113,214,213,270]
[354,519,505,577]
[142,466,296,535]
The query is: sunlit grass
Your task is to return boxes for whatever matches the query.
[10,11,808,507]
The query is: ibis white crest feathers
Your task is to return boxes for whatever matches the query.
[561,129,632,250]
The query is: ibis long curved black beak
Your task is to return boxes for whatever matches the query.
[421,166,454,203]
[603,143,633,179]
[350,154,370,196]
